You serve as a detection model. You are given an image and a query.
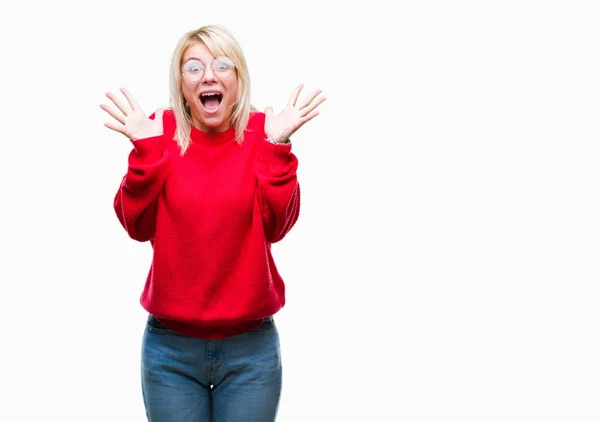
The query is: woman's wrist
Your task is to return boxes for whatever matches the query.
[265,137,291,145]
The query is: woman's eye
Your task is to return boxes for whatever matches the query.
[184,61,204,72]
[215,57,233,68]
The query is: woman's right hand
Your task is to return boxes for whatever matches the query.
[100,88,164,141]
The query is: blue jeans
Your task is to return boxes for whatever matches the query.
[141,314,282,422]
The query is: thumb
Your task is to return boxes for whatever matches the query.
[264,106,273,119]
[155,108,164,122]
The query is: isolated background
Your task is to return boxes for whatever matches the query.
[1,0,598,421]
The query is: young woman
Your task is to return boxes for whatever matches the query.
[101,24,325,421]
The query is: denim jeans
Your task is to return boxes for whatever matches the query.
[141,314,282,422]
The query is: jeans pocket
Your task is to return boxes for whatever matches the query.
[249,316,275,333]
[146,314,178,335]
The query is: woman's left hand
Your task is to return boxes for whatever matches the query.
[264,84,326,144]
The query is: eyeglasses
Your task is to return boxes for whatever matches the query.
[181,56,235,82]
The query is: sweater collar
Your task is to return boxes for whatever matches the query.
[190,124,236,145]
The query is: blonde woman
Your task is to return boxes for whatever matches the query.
[101,25,325,421]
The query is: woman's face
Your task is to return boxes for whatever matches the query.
[181,43,239,133]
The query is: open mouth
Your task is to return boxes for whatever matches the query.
[200,92,223,112]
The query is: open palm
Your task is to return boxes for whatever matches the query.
[100,88,164,141]
[264,84,326,144]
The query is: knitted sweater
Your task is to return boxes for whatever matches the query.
[114,110,300,339]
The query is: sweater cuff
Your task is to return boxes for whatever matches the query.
[261,137,293,159]
[131,135,164,161]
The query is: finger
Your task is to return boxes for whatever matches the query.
[120,87,142,111]
[106,91,131,117]
[100,104,126,125]
[287,83,304,107]
[104,121,128,136]
[300,96,326,118]
[297,89,322,109]
[299,110,320,126]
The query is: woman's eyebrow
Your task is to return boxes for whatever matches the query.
[183,56,213,64]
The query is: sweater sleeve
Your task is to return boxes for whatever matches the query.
[256,140,301,243]
[113,134,170,242]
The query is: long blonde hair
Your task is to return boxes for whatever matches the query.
[169,25,254,155]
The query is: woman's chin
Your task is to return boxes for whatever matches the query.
[204,118,227,132]
[193,113,228,132]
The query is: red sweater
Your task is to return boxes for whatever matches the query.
[114,110,300,339]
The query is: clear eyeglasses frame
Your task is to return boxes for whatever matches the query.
[181,56,236,82]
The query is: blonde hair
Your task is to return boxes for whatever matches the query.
[169,25,254,155]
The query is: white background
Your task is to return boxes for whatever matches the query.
[1,0,599,421]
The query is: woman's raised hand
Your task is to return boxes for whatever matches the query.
[100,88,164,141]
[264,84,326,144]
